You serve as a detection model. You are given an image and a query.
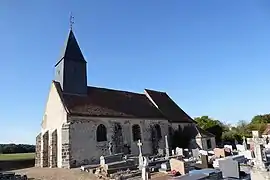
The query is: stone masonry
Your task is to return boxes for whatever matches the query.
[35,133,41,167]
[62,122,72,168]
[50,129,58,168]
[41,131,49,167]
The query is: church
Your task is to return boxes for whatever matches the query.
[35,29,216,168]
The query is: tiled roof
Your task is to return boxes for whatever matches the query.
[144,89,195,123]
[53,81,195,123]
[54,81,164,118]
[195,126,215,138]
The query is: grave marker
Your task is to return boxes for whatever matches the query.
[165,135,170,159]
[141,157,149,180]
[219,159,240,179]
[247,131,266,170]
[137,139,144,170]
[175,147,183,156]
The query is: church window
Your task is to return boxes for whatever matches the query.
[132,124,141,141]
[207,139,211,149]
[154,124,162,140]
[96,124,107,142]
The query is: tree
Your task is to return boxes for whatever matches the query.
[251,114,270,124]
[194,116,224,145]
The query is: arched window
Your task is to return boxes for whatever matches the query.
[132,124,141,141]
[96,124,107,142]
[154,124,162,140]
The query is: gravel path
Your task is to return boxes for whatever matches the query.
[11,167,170,180]
[12,167,97,180]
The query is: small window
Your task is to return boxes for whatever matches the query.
[96,124,107,142]
[132,124,141,141]
[207,139,211,149]
[154,124,162,140]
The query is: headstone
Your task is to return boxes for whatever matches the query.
[169,158,188,175]
[141,157,149,180]
[239,150,253,160]
[175,147,183,156]
[236,144,245,152]
[199,150,208,156]
[247,131,266,170]
[201,155,208,169]
[219,159,240,179]
[158,148,164,156]
[192,148,200,160]
[165,135,170,159]
[171,150,175,156]
[224,145,233,152]
[214,148,231,158]
[108,141,113,155]
[243,136,247,150]
[137,139,144,170]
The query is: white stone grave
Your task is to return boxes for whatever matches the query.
[175,147,183,156]
[247,131,267,170]
[137,139,144,170]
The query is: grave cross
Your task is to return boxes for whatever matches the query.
[247,131,266,169]
[137,139,144,170]
[165,135,170,159]
[242,136,247,151]
[137,139,143,156]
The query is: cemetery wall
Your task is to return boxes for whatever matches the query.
[69,116,168,167]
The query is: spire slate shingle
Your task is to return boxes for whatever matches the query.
[56,30,86,66]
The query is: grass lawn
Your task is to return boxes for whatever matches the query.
[0,153,35,161]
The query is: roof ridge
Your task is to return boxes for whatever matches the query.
[87,85,148,96]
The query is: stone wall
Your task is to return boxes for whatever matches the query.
[68,116,170,167]
[50,129,58,168]
[61,123,71,168]
[41,131,49,167]
[35,133,41,167]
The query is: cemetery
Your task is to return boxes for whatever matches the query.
[72,130,270,180]
[4,130,270,179]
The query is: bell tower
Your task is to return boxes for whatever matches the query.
[54,29,87,95]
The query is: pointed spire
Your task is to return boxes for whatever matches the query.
[56,29,86,66]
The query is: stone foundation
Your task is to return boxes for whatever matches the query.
[35,133,41,167]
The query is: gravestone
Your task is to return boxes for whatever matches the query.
[137,139,144,170]
[236,144,245,152]
[199,150,208,156]
[141,157,149,180]
[170,158,188,175]
[247,131,266,170]
[171,150,175,156]
[175,147,183,156]
[201,155,208,169]
[192,148,200,160]
[219,159,240,179]
[108,141,113,155]
[243,136,247,151]
[165,135,170,159]
[214,147,231,158]
[158,148,164,156]
[224,145,233,152]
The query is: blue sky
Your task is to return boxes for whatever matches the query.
[1,0,270,144]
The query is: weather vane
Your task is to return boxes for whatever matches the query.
[69,12,75,30]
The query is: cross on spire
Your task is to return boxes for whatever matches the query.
[69,12,75,30]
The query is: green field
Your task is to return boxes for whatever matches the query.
[0,153,35,161]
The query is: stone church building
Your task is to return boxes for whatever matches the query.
[35,29,216,168]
